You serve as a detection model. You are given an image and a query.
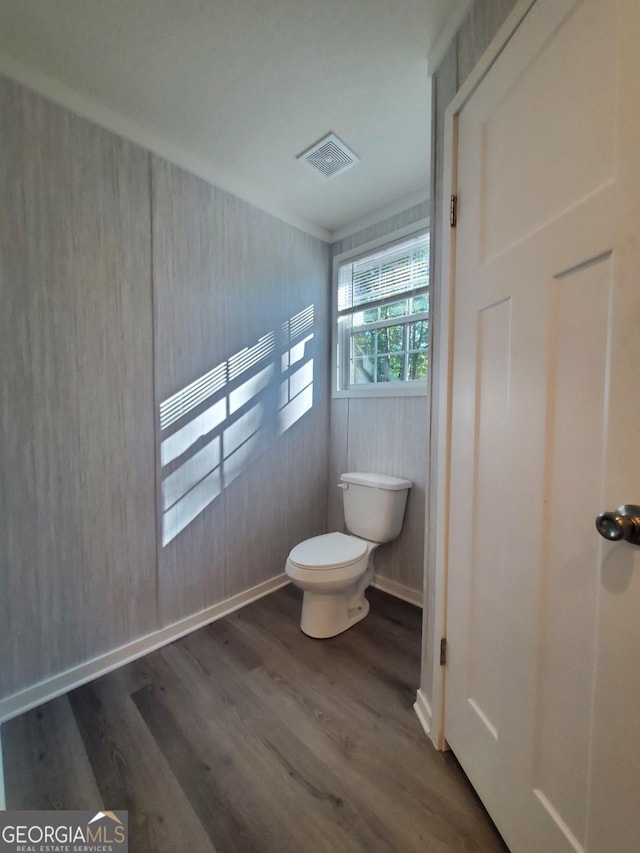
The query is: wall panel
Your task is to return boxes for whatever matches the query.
[152,160,330,624]
[0,78,157,698]
[327,398,349,532]
[345,396,428,592]
[328,201,429,600]
[0,75,331,708]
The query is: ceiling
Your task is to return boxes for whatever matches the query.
[0,0,469,239]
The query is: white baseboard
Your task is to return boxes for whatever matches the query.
[371,575,423,608]
[413,688,432,738]
[0,574,290,725]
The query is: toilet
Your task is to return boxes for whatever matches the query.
[285,472,412,638]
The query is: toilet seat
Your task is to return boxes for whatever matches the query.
[288,532,368,570]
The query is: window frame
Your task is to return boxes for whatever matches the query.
[331,219,430,399]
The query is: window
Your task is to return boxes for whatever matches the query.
[334,227,429,395]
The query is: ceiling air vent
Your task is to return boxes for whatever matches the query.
[297,133,359,179]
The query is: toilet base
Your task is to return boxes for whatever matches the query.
[300,589,370,639]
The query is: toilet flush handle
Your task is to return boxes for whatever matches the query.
[337,482,349,490]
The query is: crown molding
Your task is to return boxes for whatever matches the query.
[0,51,331,242]
[330,189,429,243]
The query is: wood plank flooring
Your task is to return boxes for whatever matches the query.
[2,586,508,852]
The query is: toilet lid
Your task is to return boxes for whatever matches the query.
[289,532,368,570]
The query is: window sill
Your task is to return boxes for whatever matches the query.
[332,382,428,400]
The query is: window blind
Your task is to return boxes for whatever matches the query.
[337,232,429,313]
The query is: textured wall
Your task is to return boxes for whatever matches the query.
[328,202,429,600]
[0,77,330,703]
[0,78,157,698]
[421,0,518,712]
[152,158,330,624]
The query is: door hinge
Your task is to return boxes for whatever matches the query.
[440,637,447,666]
[450,194,457,227]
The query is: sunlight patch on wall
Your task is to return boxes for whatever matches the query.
[159,307,315,546]
[161,398,226,466]
[229,364,273,415]
[228,334,275,380]
[279,305,315,435]
[223,404,265,488]
[162,463,222,546]
[162,436,221,511]
[160,361,227,431]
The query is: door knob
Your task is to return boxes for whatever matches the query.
[595,505,640,545]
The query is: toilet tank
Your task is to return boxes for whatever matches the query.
[340,472,412,543]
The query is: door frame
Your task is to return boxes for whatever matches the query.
[427,0,538,750]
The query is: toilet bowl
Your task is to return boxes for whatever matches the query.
[285,472,412,638]
[286,532,377,638]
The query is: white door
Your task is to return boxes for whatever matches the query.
[445,0,640,851]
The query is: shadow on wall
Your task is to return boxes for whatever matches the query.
[159,304,315,546]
